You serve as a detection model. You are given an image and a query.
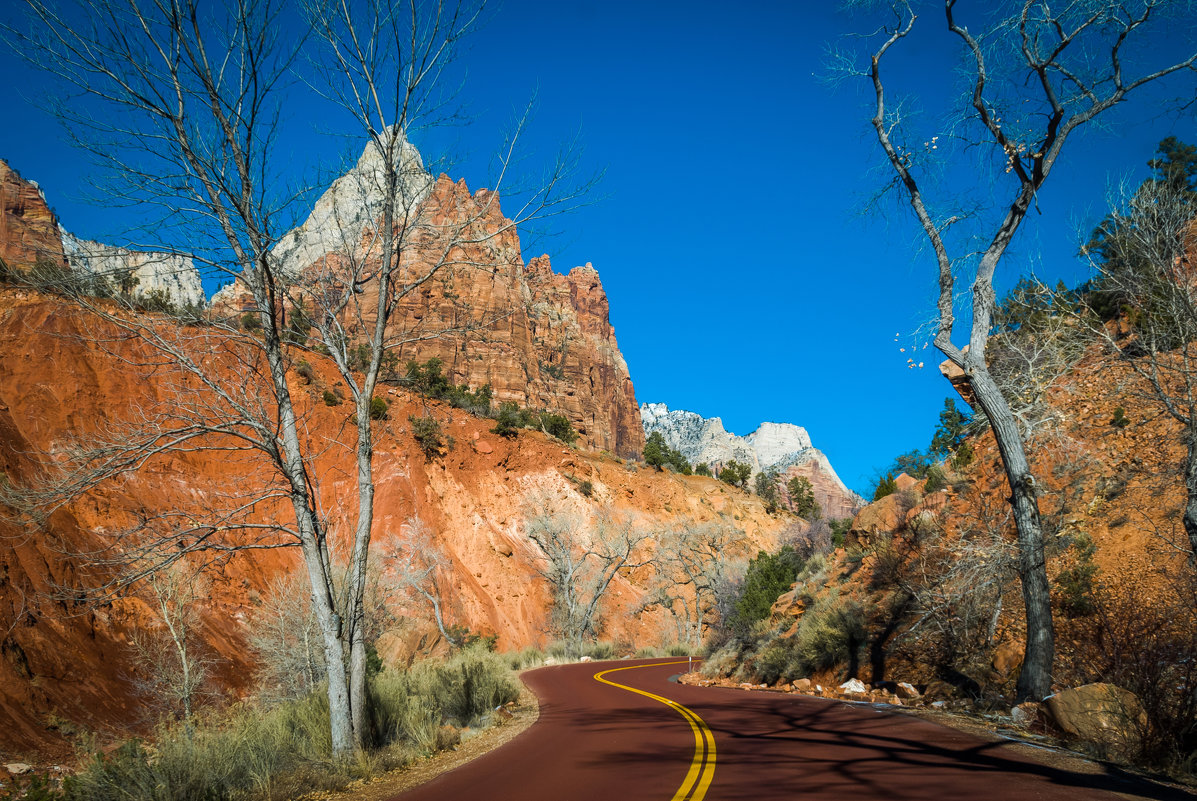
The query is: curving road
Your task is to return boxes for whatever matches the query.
[388,659,1190,801]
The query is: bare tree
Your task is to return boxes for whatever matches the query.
[643,521,746,647]
[129,559,211,722]
[380,516,461,647]
[525,498,651,656]
[5,0,587,754]
[248,571,326,705]
[853,0,1197,700]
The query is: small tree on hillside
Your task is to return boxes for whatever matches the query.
[754,469,782,512]
[787,476,821,520]
[718,460,752,489]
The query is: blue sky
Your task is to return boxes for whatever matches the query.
[1,1,1194,495]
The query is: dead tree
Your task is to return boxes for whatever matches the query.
[5,0,588,753]
[854,0,1197,701]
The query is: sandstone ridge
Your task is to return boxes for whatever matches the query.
[214,135,643,457]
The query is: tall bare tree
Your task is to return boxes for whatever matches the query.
[525,498,651,656]
[853,0,1197,700]
[5,0,586,754]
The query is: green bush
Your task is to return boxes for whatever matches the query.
[727,546,805,639]
[539,412,577,444]
[369,396,389,420]
[294,360,315,384]
[577,480,594,498]
[491,401,522,438]
[695,462,712,477]
[241,312,262,331]
[1056,532,1099,617]
[923,465,947,492]
[322,389,341,406]
[1110,406,1131,428]
[409,415,443,459]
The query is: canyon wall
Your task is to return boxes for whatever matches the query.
[0,292,779,760]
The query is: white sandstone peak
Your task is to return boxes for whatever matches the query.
[270,128,433,277]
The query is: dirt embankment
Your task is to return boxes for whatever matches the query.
[0,290,787,761]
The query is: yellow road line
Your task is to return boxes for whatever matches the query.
[593,661,716,801]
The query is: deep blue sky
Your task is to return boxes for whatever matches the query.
[1,1,1194,494]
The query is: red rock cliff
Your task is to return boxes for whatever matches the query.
[0,160,66,269]
[217,169,645,458]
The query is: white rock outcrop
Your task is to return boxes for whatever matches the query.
[640,402,864,517]
[60,228,205,308]
[269,129,433,277]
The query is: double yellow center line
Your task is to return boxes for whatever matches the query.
[593,661,717,801]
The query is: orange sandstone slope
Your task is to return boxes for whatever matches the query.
[0,290,784,760]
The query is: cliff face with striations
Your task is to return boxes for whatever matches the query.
[214,135,643,457]
[0,160,65,269]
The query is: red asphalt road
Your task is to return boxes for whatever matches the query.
[388,659,1191,801]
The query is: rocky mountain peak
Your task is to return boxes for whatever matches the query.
[269,128,433,278]
[1,158,204,307]
[640,402,862,519]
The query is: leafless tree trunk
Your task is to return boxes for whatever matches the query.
[129,559,210,722]
[525,498,651,656]
[856,0,1197,700]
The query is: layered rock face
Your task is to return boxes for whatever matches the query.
[641,402,862,519]
[61,230,205,308]
[214,135,643,457]
[0,160,65,268]
[0,293,780,757]
[0,159,204,307]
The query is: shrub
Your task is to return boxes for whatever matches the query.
[695,462,712,477]
[241,312,262,331]
[577,480,594,498]
[1056,532,1099,617]
[294,360,315,384]
[409,415,443,459]
[369,396,389,421]
[726,546,805,639]
[491,402,522,438]
[1110,406,1131,428]
[951,440,974,470]
[923,465,948,492]
[322,390,340,406]
[539,412,577,444]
